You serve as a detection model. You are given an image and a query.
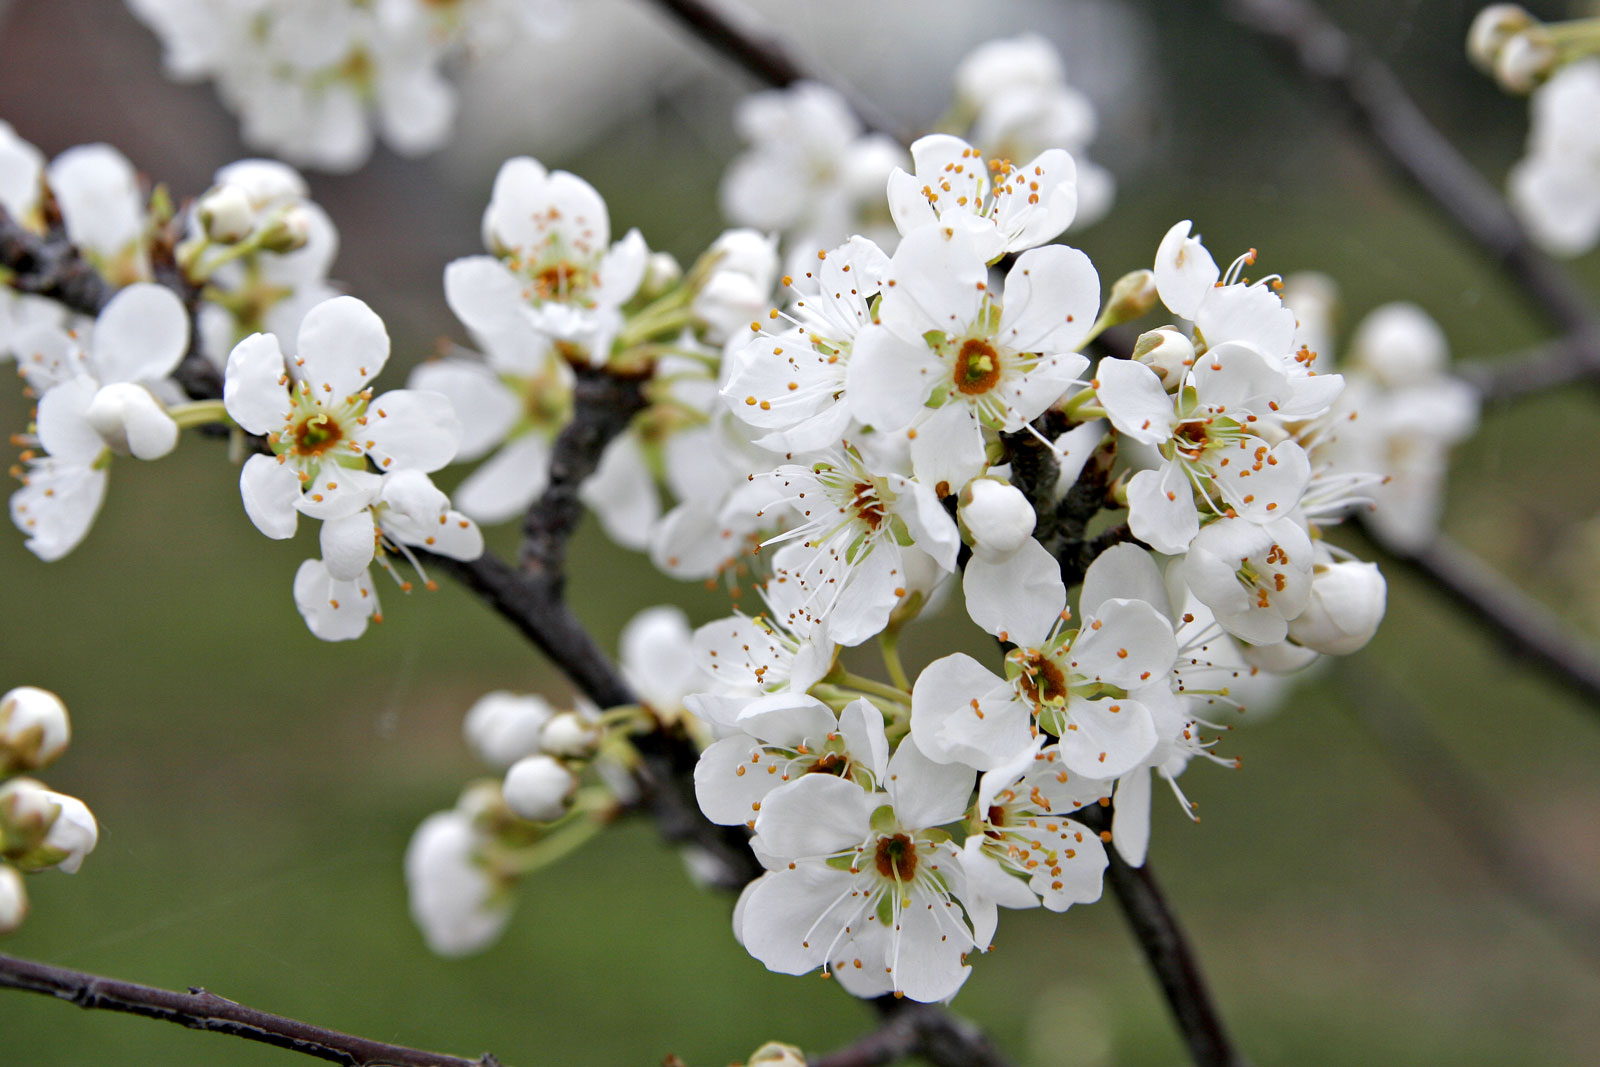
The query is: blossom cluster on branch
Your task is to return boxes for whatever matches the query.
[2,5,1558,1056]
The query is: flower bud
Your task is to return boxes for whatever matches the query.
[404,810,511,957]
[0,687,71,772]
[0,865,26,934]
[257,205,311,253]
[1348,302,1448,388]
[693,229,779,342]
[1131,326,1196,388]
[958,477,1036,559]
[541,711,600,758]
[197,183,254,243]
[1494,28,1557,94]
[84,382,180,460]
[454,779,510,825]
[463,692,553,769]
[1468,5,1537,73]
[1100,269,1159,328]
[502,755,575,822]
[747,1042,807,1067]
[1287,561,1387,656]
[0,779,98,874]
[641,251,683,298]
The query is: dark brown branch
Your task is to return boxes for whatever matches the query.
[640,0,908,141]
[0,952,501,1067]
[811,1000,1013,1067]
[0,206,114,314]
[1362,526,1600,711]
[1075,806,1248,1067]
[1331,661,1600,970]
[519,365,649,585]
[1230,0,1600,343]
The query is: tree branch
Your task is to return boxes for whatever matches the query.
[0,207,114,314]
[1075,807,1249,1067]
[1362,526,1600,712]
[1457,336,1600,404]
[0,952,502,1067]
[639,0,908,141]
[811,1000,1013,1067]
[1228,0,1600,351]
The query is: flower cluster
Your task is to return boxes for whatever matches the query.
[0,687,98,935]
[126,0,572,171]
[397,108,1400,997]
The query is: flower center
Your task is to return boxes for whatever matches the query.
[852,482,886,530]
[291,412,343,457]
[1016,651,1069,706]
[874,833,918,881]
[984,804,1008,839]
[954,338,1002,395]
[532,260,585,301]
[807,751,847,776]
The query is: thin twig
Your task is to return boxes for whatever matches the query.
[1076,807,1249,1067]
[1229,0,1600,398]
[0,207,114,314]
[0,953,502,1067]
[640,0,908,141]
[1330,660,1600,971]
[812,1000,1013,1067]
[1458,336,1600,404]
[1363,526,1600,712]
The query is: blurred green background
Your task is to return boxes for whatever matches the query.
[2,0,1600,1063]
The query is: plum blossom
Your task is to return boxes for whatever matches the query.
[886,134,1078,261]
[848,221,1097,492]
[450,157,648,364]
[914,540,1177,776]
[223,295,462,541]
[737,738,980,1002]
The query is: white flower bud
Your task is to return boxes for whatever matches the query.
[958,478,1036,559]
[694,229,779,342]
[1131,326,1197,389]
[84,382,180,460]
[257,205,311,253]
[454,779,508,825]
[1288,561,1387,656]
[0,779,98,874]
[0,686,71,772]
[1348,302,1448,388]
[463,692,553,769]
[0,865,26,934]
[541,711,600,758]
[197,184,254,243]
[955,35,1065,108]
[747,1042,807,1067]
[1494,28,1557,94]
[1468,5,1537,73]
[641,251,682,297]
[404,810,510,957]
[1102,269,1159,327]
[503,755,575,822]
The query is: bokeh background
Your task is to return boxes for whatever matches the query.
[2,0,1599,1063]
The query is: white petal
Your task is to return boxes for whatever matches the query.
[1058,696,1158,777]
[1094,357,1174,445]
[1126,463,1198,555]
[998,245,1100,354]
[1153,220,1219,320]
[885,734,974,829]
[239,454,303,539]
[36,377,106,465]
[455,434,550,525]
[407,360,520,462]
[962,538,1064,647]
[753,773,875,857]
[223,333,291,435]
[365,390,463,473]
[320,509,378,581]
[297,296,389,400]
[910,654,1034,770]
[845,323,938,432]
[91,284,189,384]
